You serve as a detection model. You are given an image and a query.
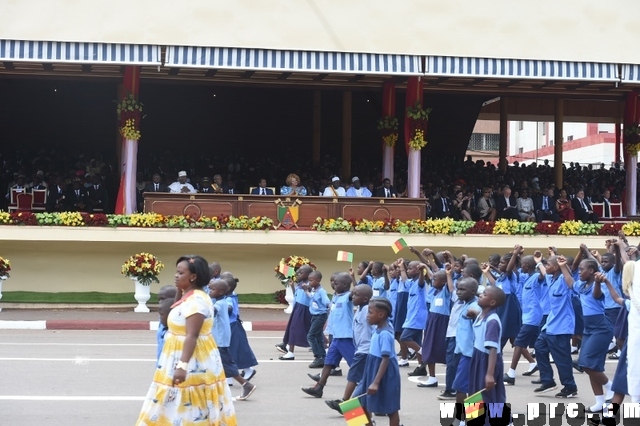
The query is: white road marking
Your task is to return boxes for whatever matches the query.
[0,396,145,401]
[0,320,46,329]
[0,343,156,346]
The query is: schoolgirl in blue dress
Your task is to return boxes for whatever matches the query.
[573,260,614,413]
[355,298,401,426]
[387,265,399,323]
[351,261,373,287]
[392,261,411,366]
[417,269,453,388]
[277,266,314,360]
[482,248,522,350]
[370,262,390,300]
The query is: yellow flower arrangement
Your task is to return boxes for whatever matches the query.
[382,133,398,148]
[120,119,141,141]
[622,221,640,237]
[492,219,520,235]
[128,213,165,227]
[558,220,582,236]
[0,212,11,224]
[626,143,640,157]
[378,116,399,148]
[408,129,427,150]
[121,252,164,286]
[58,212,84,227]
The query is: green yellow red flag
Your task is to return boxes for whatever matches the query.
[391,238,408,254]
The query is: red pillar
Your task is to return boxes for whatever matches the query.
[381,81,396,183]
[404,77,424,198]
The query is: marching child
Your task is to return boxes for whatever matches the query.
[276,265,314,360]
[301,272,355,398]
[399,259,429,374]
[393,260,411,366]
[324,284,375,413]
[351,261,372,287]
[306,271,330,368]
[208,279,256,400]
[387,264,399,323]
[370,262,390,299]
[156,285,177,362]
[416,268,453,388]
[356,298,401,426]
[504,251,544,384]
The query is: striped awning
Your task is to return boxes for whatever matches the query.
[0,40,161,65]
[622,65,640,83]
[165,46,422,75]
[426,56,619,81]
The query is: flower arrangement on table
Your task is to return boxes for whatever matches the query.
[377,115,399,148]
[406,102,432,150]
[274,255,316,286]
[121,252,164,286]
[117,94,143,141]
[0,256,11,279]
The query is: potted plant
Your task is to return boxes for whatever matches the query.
[0,257,10,312]
[122,252,164,313]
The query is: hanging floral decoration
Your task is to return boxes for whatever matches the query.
[625,123,640,145]
[626,142,640,157]
[406,102,432,150]
[377,116,399,147]
[117,94,143,141]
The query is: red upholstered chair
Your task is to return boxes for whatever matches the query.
[31,189,47,211]
[610,202,623,218]
[15,193,33,212]
[591,203,604,218]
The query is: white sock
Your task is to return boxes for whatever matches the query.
[507,368,516,378]
[226,378,234,386]
[243,367,254,378]
[632,395,640,403]
[571,346,578,352]
[604,380,614,399]
[417,348,422,355]
[617,349,622,357]
[608,341,616,351]
[408,348,416,354]
[425,376,437,384]
[590,395,606,411]
[528,362,537,371]
[283,351,294,358]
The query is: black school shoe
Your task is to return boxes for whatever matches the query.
[572,360,584,373]
[522,365,539,376]
[325,399,343,413]
[556,387,578,398]
[330,368,342,376]
[275,343,287,354]
[309,357,325,368]
[533,382,558,393]
[408,365,427,376]
[503,374,515,385]
[301,385,323,398]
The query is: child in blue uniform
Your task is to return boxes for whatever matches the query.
[504,251,544,384]
[573,260,614,413]
[370,262,390,299]
[351,261,373,287]
[306,271,330,368]
[483,246,522,350]
[324,284,374,413]
[398,259,429,374]
[466,285,510,426]
[277,265,314,360]
[387,264,399,323]
[156,285,176,363]
[416,269,453,388]
[392,261,411,367]
[533,255,578,398]
[355,298,401,426]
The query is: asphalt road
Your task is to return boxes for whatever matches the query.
[0,330,623,425]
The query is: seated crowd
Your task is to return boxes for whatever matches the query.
[0,147,629,222]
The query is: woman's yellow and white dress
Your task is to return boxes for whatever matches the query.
[136,289,237,425]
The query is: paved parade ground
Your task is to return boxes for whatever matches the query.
[0,329,621,425]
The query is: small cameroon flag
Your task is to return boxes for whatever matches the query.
[279,263,295,277]
[337,251,354,262]
[339,397,369,426]
[391,237,408,254]
[464,390,485,420]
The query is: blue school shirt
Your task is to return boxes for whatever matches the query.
[603,268,623,310]
[212,297,231,347]
[574,281,606,316]
[402,278,428,330]
[454,299,480,357]
[496,271,517,295]
[426,284,436,307]
[370,325,395,358]
[294,281,311,306]
[473,310,502,354]
[543,275,575,335]
[372,276,387,299]
[309,287,331,315]
[228,293,239,323]
[521,272,543,326]
[516,270,528,306]
[388,278,399,313]
[325,293,336,336]
[353,304,374,354]
[329,291,354,338]
[156,323,167,361]
[360,275,373,287]
[429,285,451,316]
[540,276,551,315]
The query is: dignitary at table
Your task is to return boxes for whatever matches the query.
[345,177,372,197]
[144,174,168,193]
[322,176,346,196]
[280,173,307,196]
[169,171,197,194]
[251,178,274,195]
[198,177,215,193]
[495,185,520,220]
[374,178,398,198]
[87,176,109,212]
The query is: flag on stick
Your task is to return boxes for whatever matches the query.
[391,238,408,254]
[464,389,485,419]
[279,262,295,277]
[338,396,369,426]
[337,251,354,262]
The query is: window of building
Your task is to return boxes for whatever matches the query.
[519,121,524,130]
[549,139,554,146]
[518,147,524,154]
[567,135,573,141]
[542,123,546,135]
[468,133,500,151]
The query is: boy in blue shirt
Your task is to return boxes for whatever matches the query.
[156,285,176,362]
[306,271,330,368]
[399,258,429,375]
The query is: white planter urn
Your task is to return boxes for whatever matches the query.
[0,276,6,312]
[133,278,151,313]
[284,285,295,314]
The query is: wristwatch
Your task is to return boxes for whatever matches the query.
[176,361,188,371]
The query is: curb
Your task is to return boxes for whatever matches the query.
[0,320,288,332]
[0,303,287,311]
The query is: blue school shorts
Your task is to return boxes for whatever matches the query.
[452,355,471,394]
[218,346,239,378]
[325,338,355,367]
[347,352,368,383]
[400,328,422,345]
[514,324,540,349]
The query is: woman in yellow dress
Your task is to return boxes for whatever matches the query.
[136,255,237,426]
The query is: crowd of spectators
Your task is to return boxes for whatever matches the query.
[0,146,630,222]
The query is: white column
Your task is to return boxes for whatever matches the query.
[123,139,139,214]
[407,149,420,198]
[382,145,394,185]
[626,157,637,216]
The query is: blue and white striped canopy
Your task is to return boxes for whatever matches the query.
[622,64,640,83]
[426,56,619,81]
[165,46,422,75]
[0,40,160,65]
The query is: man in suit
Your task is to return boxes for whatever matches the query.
[572,188,599,223]
[143,174,168,193]
[431,189,453,218]
[47,176,67,212]
[198,177,215,193]
[602,189,614,218]
[534,186,559,222]
[87,175,109,212]
[66,177,89,212]
[374,178,398,198]
[495,185,520,220]
[251,178,274,195]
